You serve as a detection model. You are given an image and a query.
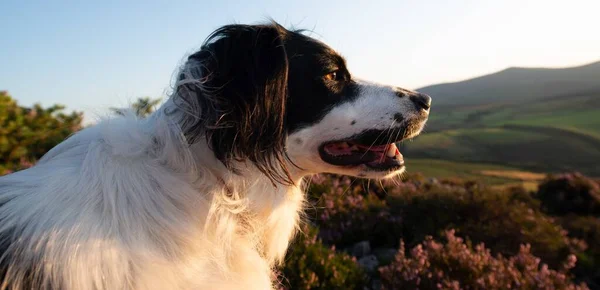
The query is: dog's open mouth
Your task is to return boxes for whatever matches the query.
[317,126,422,171]
[319,141,404,170]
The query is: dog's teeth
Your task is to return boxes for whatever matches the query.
[386,144,397,158]
[349,145,359,151]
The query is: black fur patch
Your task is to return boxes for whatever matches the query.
[183,23,293,185]
[284,31,360,132]
[175,22,362,184]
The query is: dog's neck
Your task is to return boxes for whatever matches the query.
[150,102,307,266]
[188,140,306,265]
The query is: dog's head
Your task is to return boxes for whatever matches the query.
[173,22,431,184]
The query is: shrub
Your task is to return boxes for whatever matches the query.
[278,224,366,290]
[537,173,600,216]
[0,91,82,174]
[110,97,162,118]
[535,173,600,287]
[559,215,600,288]
[0,93,160,175]
[387,183,576,266]
[379,230,588,290]
[307,174,402,249]
[387,181,576,268]
[308,174,577,269]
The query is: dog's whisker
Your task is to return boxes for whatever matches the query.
[358,119,397,159]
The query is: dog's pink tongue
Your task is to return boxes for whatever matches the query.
[323,143,353,155]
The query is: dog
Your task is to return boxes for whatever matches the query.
[0,22,431,290]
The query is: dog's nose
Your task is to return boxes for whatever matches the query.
[409,93,432,111]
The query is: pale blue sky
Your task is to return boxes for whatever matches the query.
[1,0,599,121]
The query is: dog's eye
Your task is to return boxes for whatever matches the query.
[324,70,342,81]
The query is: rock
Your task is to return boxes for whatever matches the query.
[372,248,398,265]
[358,255,379,274]
[352,241,371,258]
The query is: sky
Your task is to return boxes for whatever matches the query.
[1,0,599,121]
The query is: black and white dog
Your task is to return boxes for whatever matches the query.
[0,22,431,289]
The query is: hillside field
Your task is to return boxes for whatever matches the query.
[405,63,600,176]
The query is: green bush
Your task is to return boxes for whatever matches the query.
[307,175,401,249]
[278,224,366,290]
[537,173,600,216]
[0,91,82,174]
[535,173,600,287]
[302,174,591,286]
[559,215,600,288]
[388,182,576,268]
[379,229,588,290]
[310,173,576,269]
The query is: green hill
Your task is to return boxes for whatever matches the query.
[403,61,600,176]
[419,61,600,108]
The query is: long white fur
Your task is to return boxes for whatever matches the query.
[0,104,305,289]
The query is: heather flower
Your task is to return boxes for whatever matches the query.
[379,230,588,290]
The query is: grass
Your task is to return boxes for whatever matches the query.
[557,126,600,141]
[406,158,544,187]
[478,170,545,181]
[503,109,600,135]
[458,127,547,144]
[405,125,600,176]
[405,93,600,176]
[428,95,600,133]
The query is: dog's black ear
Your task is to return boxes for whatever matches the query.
[180,23,293,185]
